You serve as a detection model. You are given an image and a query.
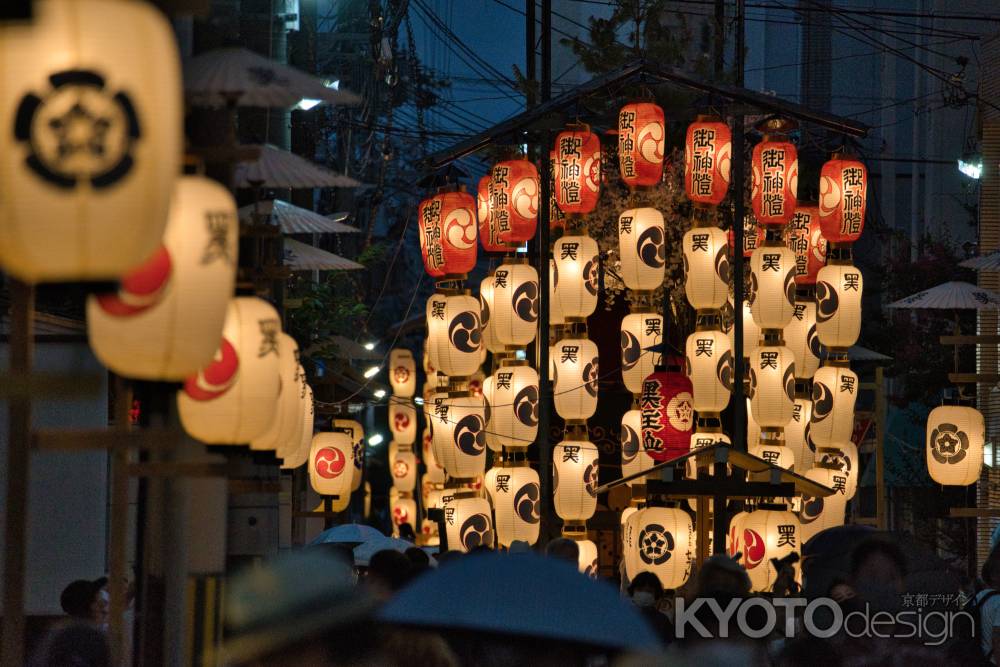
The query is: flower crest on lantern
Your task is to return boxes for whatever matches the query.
[631,507,695,589]
[554,124,601,215]
[926,405,984,486]
[618,208,665,292]
[618,102,665,188]
[418,189,477,278]
[684,116,732,207]
[819,155,867,244]
[751,120,798,226]
[640,368,695,462]
[490,159,539,245]
[785,206,827,285]
[477,175,505,253]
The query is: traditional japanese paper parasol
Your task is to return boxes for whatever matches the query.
[959,251,1000,271]
[284,239,364,271]
[235,145,359,189]
[238,200,359,234]
[887,281,1000,310]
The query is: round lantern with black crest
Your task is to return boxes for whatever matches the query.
[553,437,600,521]
[621,309,663,395]
[490,358,539,450]
[434,389,488,480]
[748,226,797,331]
[552,233,600,320]
[618,101,665,189]
[630,506,695,589]
[443,488,495,552]
[683,213,730,312]
[684,116,732,208]
[815,246,863,352]
[640,363,695,463]
[799,460,848,544]
[618,207,665,293]
[493,258,539,348]
[425,290,483,383]
[552,329,600,422]
[926,405,984,486]
[809,352,858,449]
[747,331,795,431]
[554,123,601,216]
[685,312,733,418]
[490,457,541,547]
[418,187,478,280]
[751,118,798,228]
[489,158,539,247]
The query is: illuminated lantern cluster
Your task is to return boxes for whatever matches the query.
[740,507,799,591]
[490,464,541,547]
[618,208,665,292]
[926,406,984,486]
[443,491,494,553]
[490,159,539,245]
[425,292,482,379]
[751,136,798,226]
[629,507,695,589]
[618,102,665,188]
[389,348,417,398]
[418,189,477,279]
[309,432,354,512]
[640,369,695,462]
[553,337,599,421]
[683,224,730,310]
[493,261,539,347]
[552,234,600,319]
[621,312,663,395]
[685,117,732,207]
[554,125,601,216]
[553,440,600,521]
[819,156,867,244]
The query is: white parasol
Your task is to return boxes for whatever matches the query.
[238,200,359,234]
[234,144,359,189]
[284,239,364,272]
[959,251,1000,271]
[887,281,1000,310]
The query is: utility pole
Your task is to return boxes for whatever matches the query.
[731,0,747,452]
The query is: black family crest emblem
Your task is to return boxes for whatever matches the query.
[14,70,141,189]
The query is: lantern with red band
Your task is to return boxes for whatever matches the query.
[554,125,601,215]
[785,206,827,285]
[618,102,665,188]
[490,159,539,245]
[728,214,764,259]
[640,369,695,462]
[751,137,798,226]
[684,117,732,206]
[418,189,477,278]
[477,175,505,253]
[819,156,867,244]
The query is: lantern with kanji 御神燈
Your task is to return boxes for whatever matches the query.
[819,156,867,244]
[418,189,477,279]
[249,334,301,453]
[751,136,798,226]
[554,125,601,215]
[632,507,695,590]
[308,432,355,510]
[0,0,182,283]
[815,443,859,500]
[816,262,863,351]
[748,342,795,428]
[478,175,505,253]
[389,399,417,445]
[799,463,848,544]
[391,495,418,537]
[552,235,599,319]
[491,465,541,547]
[493,262,539,347]
[640,369,695,462]
[436,394,488,479]
[333,419,365,492]
[618,102,665,188]
[785,398,814,471]
[553,439,599,521]
[86,176,237,379]
[740,507,799,591]
[686,328,733,414]
[575,538,599,578]
[389,348,417,397]
[926,405,985,486]
[684,117,732,207]
[177,298,281,445]
[784,301,821,380]
[810,363,858,447]
[491,361,539,449]
[621,313,663,394]
[425,292,482,379]
[618,208,665,292]
[683,225,730,310]
[490,159,539,245]
[392,450,417,492]
[785,207,827,285]
[553,337,599,421]
[621,408,655,483]
[728,214,765,260]
[749,242,796,330]
[444,491,494,552]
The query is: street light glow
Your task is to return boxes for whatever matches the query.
[958,158,982,180]
[363,365,381,378]
[363,341,376,351]
[295,98,322,111]
[368,433,384,446]
[373,389,386,399]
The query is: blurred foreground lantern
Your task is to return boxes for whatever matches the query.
[281,384,314,470]
[418,189,477,278]
[491,361,539,449]
[631,507,695,589]
[392,450,417,492]
[748,342,795,428]
[926,405,984,486]
[444,491,494,552]
[810,364,858,447]
[621,313,663,394]
[493,261,539,347]
[685,328,733,414]
[751,137,798,226]
[684,117,732,206]
[640,369,694,462]
[333,419,365,492]
[87,176,237,380]
[683,225,729,310]
[250,334,301,453]
[815,262,863,350]
[618,208,665,292]
[748,243,796,329]
[435,394,488,479]
[309,432,354,511]
[177,297,281,444]
[799,463,848,544]
[389,399,417,445]
[554,125,601,215]
[391,496,418,537]
[490,159,539,245]
[740,507,799,591]
[477,175,505,253]
[553,337,599,420]
[389,348,417,397]
[425,292,482,378]
[576,538,599,577]
[552,234,599,319]
[0,0,182,282]
[784,301,821,380]
[785,207,827,285]
[553,440,599,521]
[819,156,867,244]
[618,102,665,188]
[491,465,541,547]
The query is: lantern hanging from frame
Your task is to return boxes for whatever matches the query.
[815,261,863,351]
[618,101,665,188]
[249,333,302,453]
[740,507,800,592]
[748,240,796,330]
[553,336,599,421]
[490,159,539,245]
[493,261,539,347]
[815,442,859,500]
[308,432,354,511]
[491,464,541,547]
[747,341,795,428]
[621,312,663,395]
[685,327,733,414]
[684,116,732,207]
[751,129,798,227]
[926,405,985,487]
[477,175,505,253]
[418,189,477,279]
[785,206,827,285]
[554,124,601,215]
[799,463,848,544]
[784,301,821,380]
[810,363,858,448]
[552,234,600,319]
[785,398,814,472]
[391,449,417,493]
[435,393,488,479]
[444,491,494,553]
[621,407,655,484]
[425,292,482,379]
[491,360,539,449]
[640,368,695,462]
[631,507,695,590]
[683,224,730,311]
[389,399,417,446]
[391,495,418,538]
[618,207,665,292]
[389,348,417,398]
[553,439,600,521]
[819,155,867,244]
[333,419,365,493]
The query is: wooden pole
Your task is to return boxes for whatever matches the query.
[730,0,747,451]
[108,376,132,666]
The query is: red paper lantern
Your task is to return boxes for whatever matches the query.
[819,156,867,244]
[477,175,505,253]
[418,190,477,278]
[640,369,694,462]
[554,126,601,215]
[618,102,665,188]
[490,159,539,245]
[784,206,827,285]
[684,117,732,206]
[728,214,765,259]
[751,139,798,226]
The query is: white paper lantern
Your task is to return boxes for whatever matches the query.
[618,207,665,291]
[799,465,848,544]
[552,234,599,319]
[623,507,641,581]
[423,431,446,484]
[426,292,482,378]
[389,399,418,446]
[391,496,418,537]
[747,397,761,449]
[553,440,599,521]
[333,419,365,492]
[740,508,799,592]
[927,406,985,486]
[389,348,417,397]
[177,297,281,444]
[632,507,695,590]
[392,450,418,492]
[481,372,501,453]
[428,390,450,465]
[685,329,733,413]
[621,409,655,484]
[308,432,355,511]
[785,399,814,471]
[686,431,731,480]
[281,385,314,470]
[749,440,795,471]
[421,487,443,544]
[576,538,599,578]
[553,337,599,420]
[725,298,761,359]
[250,334,301,453]
[425,295,445,372]
[479,274,504,355]
[436,394,488,479]
[784,301,821,380]
[816,263,863,350]
[748,344,795,428]
[275,365,307,461]
[549,258,566,327]
[86,176,237,379]
[815,443,859,500]
[727,510,749,559]
[444,493,494,552]
[0,0,181,282]
[491,466,541,547]
[810,365,857,448]
[493,262,539,346]
[682,225,729,310]
[621,313,663,394]
[491,362,539,449]
[749,245,796,329]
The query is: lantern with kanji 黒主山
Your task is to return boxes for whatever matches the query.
[308,432,355,511]
[177,297,281,445]
[491,360,539,449]
[0,0,182,283]
[618,207,665,292]
[435,393,488,479]
[389,399,417,446]
[86,176,238,380]
[425,292,482,379]
[632,507,695,589]
[418,189,477,279]
[552,234,599,319]
[490,464,541,547]
[493,261,539,347]
[554,125,601,216]
[815,443,859,500]
[477,175,505,253]
[686,326,733,416]
[740,506,799,592]
[621,312,663,395]
[621,407,655,483]
[816,262,863,351]
[618,102,665,189]
[389,348,417,397]
[391,449,417,493]
[684,116,732,207]
[683,225,730,311]
[748,341,795,429]
[250,333,302,453]
[810,362,858,448]
[553,439,600,521]
[784,301,821,381]
[553,337,599,421]
[749,236,797,330]
[927,405,985,486]
[785,398,814,471]
[444,491,494,552]
[333,419,365,492]
[751,134,798,227]
[819,155,867,245]
[785,206,827,286]
[799,462,848,544]
[640,369,695,462]
[490,159,539,246]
